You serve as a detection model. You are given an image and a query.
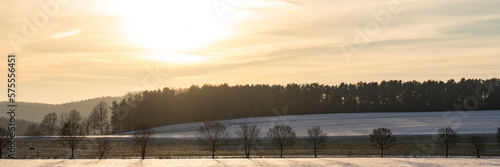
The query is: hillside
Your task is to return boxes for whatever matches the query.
[0,96,122,122]
[0,117,36,135]
[122,110,500,138]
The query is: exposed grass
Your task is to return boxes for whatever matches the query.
[12,134,500,159]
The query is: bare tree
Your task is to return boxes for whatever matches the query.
[469,133,486,158]
[59,111,87,159]
[95,137,112,159]
[307,126,327,158]
[24,123,43,136]
[497,127,500,156]
[68,110,83,123]
[369,127,396,157]
[235,124,261,158]
[89,101,110,135]
[59,110,83,129]
[0,127,11,159]
[267,124,296,158]
[40,112,58,136]
[497,127,500,145]
[82,118,91,135]
[197,121,230,158]
[437,127,460,158]
[94,125,112,159]
[133,127,155,159]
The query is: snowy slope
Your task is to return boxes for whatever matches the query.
[122,110,500,138]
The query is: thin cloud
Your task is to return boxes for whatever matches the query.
[51,29,82,39]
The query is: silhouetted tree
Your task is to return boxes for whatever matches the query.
[40,112,58,136]
[197,121,230,158]
[24,123,43,136]
[236,124,261,158]
[133,126,155,159]
[59,110,83,128]
[94,125,112,159]
[369,127,396,157]
[0,127,10,159]
[497,127,500,156]
[497,127,500,145]
[82,118,91,135]
[307,126,327,157]
[267,125,296,157]
[59,110,87,159]
[89,101,110,135]
[437,127,460,158]
[469,133,486,158]
[110,100,125,133]
[94,137,112,159]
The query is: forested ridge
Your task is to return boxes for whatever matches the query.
[110,78,500,133]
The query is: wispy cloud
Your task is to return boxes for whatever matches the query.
[51,29,82,39]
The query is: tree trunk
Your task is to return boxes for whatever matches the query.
[142,147,146,159]
[280,148,283,158]
[381,148,384,157]
[246,148,250,158]
[445,147,449,158]
[212,145,215,158]
[245,145,250,158]
[71,148,74,159]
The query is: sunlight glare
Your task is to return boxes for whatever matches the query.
[103,0,228,52]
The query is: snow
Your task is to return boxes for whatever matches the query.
[121,110,500,138]
[1,158,499,167]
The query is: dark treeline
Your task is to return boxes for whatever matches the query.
[111,78,500,133]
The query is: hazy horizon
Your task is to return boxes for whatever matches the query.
[1,0,499,104]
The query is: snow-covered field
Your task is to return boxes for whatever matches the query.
[121,110,500,138]
[1,158,499,167]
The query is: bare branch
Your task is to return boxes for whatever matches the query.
[369,127,396,157]
[437,127,460,158]
[267,124,296,158]
[133,127,155,159]
[236,124,261,158]
[197,121,230,158]
[307,126,327,157]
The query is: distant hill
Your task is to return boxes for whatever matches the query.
[0,117,36,135]
[0,96,123,123]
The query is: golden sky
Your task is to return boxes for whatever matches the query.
[1,0,499,104]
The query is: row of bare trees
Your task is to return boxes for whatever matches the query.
[197,123,498,159]
[24,101,113,137]
[25,101,155,159]
[196,122,327,158]
[369,127,494,158]
[57,103,112,159]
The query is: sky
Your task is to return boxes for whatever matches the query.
[1,0,499,104]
